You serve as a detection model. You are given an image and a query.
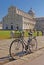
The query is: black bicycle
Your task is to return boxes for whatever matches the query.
[9,35,37,59]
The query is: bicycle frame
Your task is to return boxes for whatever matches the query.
[19,36,37,50]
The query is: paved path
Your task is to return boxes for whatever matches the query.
[27,52,44,65]
[4,48,44,65]
[0,36,44,58]
[0,36,44,65]
[0,38,14,58]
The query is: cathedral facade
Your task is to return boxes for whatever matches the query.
[2,6,44,31]
[2,6,36,30]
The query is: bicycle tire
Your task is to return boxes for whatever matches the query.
[28,38,37,53]
[9,39,23,59]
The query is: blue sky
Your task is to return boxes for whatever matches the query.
[0,0,44,21]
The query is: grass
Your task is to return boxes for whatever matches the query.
[0,30,42,39]
[0,30,10,39]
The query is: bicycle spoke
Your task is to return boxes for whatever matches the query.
[9,39,23,59]
[28,38,37,52]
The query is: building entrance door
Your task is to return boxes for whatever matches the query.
[11,25,13,30]
[6,26,8,29]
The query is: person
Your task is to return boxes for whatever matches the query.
[10,31,15,38]
[19,31,24,39]
[16,26,19,31]
[41,31,43,36]
[21,31,24,37]
[28,29,33,37]
[28,29,33,42]
[37,31,39,36]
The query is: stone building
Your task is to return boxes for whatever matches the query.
[0,22,2,29]
[35,17,44,31]
[2,6,36,30]
[2,6,44,31]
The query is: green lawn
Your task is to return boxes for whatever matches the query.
[0,30,10,39]
[0,30,42,39]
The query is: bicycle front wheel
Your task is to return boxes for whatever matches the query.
[29,38,37,53]
[9,39,23,59]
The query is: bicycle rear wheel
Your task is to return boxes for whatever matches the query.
[9,39,23,59]
[29,38,37,53]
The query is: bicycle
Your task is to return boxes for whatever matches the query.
[9,33,37,60]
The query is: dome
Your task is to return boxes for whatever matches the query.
[28,8,35,17]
